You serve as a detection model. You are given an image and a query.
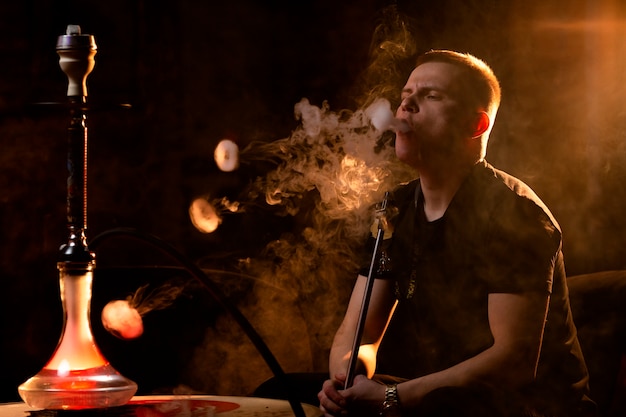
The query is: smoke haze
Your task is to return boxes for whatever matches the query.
[184,9,420,393]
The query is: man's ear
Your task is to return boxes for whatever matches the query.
[472,111,491,138]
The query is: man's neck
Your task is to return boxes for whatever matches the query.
[419,160,479,222]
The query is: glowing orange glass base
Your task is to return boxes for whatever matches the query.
[18,262,137,410]
[18,364,137,410]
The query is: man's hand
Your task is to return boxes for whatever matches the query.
[318,373,348,416]
[319,374,386,417]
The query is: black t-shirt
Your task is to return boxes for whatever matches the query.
[372,160,593,414]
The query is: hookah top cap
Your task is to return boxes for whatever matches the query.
[56,25,97,51]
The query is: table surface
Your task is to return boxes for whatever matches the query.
[0,395,323,417]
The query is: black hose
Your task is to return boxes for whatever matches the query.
[89,227,307,417]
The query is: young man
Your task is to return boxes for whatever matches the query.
[318,50,596,417]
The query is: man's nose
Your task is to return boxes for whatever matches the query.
[398,98,417,114]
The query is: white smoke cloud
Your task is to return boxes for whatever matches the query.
[184,6,419,395]
[183,96,417,396]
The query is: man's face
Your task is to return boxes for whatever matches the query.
[394,61,473,169]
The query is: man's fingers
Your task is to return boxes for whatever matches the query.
[319,379,348,415]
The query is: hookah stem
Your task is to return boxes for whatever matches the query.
[67,97,88,234]
[56,25,96,255]
[344,192,389,390]
[60,94,94,264]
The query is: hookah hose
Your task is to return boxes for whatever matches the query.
[90,227,306,417]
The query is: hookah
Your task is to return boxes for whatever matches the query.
[16,24,307,417]
[17,25,138,410]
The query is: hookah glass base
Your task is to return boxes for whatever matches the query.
[18,263,137,410]
[18,364,137,410]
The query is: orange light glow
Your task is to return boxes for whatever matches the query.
[57,378,100,391]
[44,272,109,371]
[58,360,71,377]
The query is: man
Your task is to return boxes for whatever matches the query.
[318,50,596,417]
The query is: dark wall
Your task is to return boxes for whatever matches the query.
[1,0,626,403]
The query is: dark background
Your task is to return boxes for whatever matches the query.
[1,0,626,404]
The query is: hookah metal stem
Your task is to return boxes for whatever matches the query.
[344,192,389,389]
[66,100,88,232]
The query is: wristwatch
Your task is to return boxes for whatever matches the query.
[380,384,401,417]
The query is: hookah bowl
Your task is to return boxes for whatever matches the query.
[17,25,137,410]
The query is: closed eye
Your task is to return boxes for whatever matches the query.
[422,89,444,100]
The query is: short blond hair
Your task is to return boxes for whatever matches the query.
[416,50,501,120]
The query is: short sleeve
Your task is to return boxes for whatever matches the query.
[478,197,561,294]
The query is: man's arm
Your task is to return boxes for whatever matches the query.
[319,275,396,416]
[329,274,397,379]
[395,290,550,410]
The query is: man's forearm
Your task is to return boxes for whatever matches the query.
[328,276,395,379]
[329,323,354,378]
[329,330,378,379]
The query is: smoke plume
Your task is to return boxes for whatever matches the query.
[185,6,419,396]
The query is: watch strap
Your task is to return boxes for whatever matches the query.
[380,383,401,416]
